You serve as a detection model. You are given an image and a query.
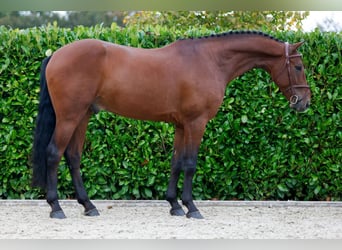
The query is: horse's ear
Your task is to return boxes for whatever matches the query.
[292,41,305,51]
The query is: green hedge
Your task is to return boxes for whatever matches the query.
[0,24,341,201]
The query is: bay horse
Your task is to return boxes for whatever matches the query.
[32,31,311,219]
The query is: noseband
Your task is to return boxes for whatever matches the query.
[279,42,310,105]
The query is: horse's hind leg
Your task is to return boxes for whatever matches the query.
[64,110,99,216]
[46,139,65,219]
[46,120,81,219]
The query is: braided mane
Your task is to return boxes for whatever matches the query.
[182,30,284,43]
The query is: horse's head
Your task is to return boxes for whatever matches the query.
[271,42,311,112]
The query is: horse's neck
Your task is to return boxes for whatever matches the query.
[202,37,284,83]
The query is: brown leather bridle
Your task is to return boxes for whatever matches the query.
[279,42,311,105]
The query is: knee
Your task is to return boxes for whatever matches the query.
[183,158,197,176]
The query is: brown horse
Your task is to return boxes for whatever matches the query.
[32,31,311,219]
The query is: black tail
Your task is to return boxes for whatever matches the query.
[32,56,55,189]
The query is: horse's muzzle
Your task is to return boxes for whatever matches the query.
[290,97,310,112]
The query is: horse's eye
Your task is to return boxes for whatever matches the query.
[295,65,302,71]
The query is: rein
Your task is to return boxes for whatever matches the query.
[278,42,310,105]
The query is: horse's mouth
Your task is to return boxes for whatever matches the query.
[290,100,310,112]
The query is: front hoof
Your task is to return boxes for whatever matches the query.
[50,210,66,219]
[170,208,186,216]
[84,208,100,217]
[186,210,204,219]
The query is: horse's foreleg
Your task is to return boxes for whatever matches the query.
[166,120,207,219]
[166,127,186,216]
[181,119,207,219]
[181,154,203,219]
[64,111,99,217]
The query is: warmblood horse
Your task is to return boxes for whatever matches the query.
[32,31,311,219]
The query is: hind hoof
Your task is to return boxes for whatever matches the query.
[84,208,100,216]
[50,210,66,219]
[186,210,204,219]
[170,208,186,216]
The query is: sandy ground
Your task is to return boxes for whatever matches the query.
[0,200,341,239]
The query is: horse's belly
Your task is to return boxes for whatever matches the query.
[96,88,178,123]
